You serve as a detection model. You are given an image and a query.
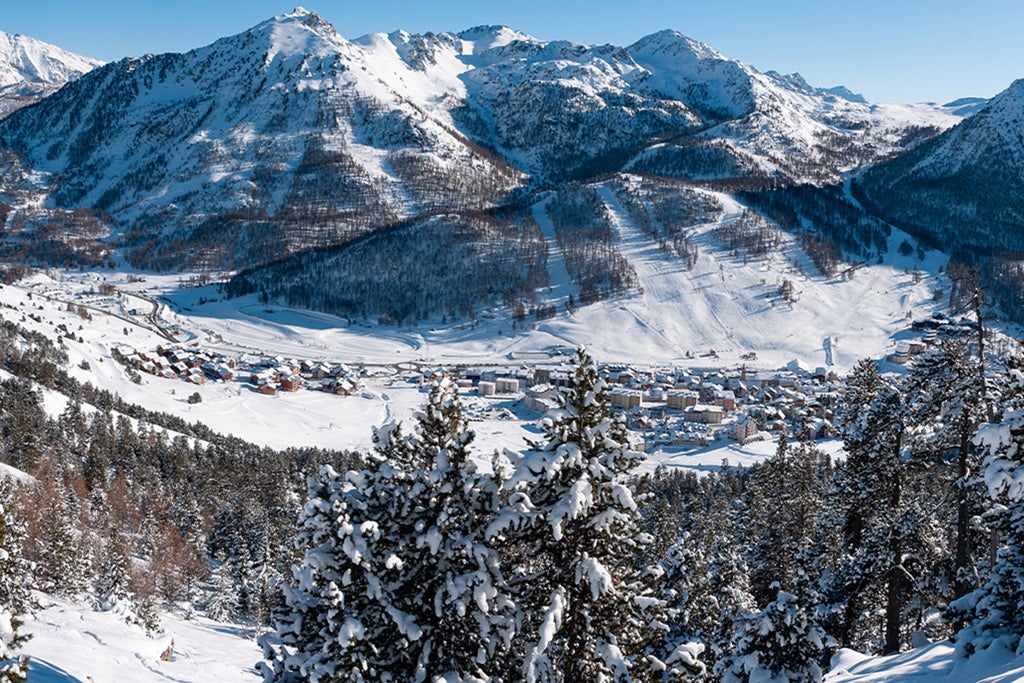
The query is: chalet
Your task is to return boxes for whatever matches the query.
[186,371,205,385]
[311,363,334,380]
[280,375,301,392]
[335,378,358,396]
[258,383,277,396]
[421,367,447,385]
[805,418,836,440]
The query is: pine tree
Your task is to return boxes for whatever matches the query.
[262,380,515,682]
[821,360,908,653]
[717,582,826,683]
[0,481,31,683]
[903,341,989,628]
[35,478,87,595]
[206,552,240,623]
[743,435,829,605]
[954,360,1024,654]
[509,347,668,682]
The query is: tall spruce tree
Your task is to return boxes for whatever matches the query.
[901,341,990,635]
[0,481,31,683]
[955,359,1024,655]
[820,359,909,653]
[262,380,514,682]
[509,348,668,682]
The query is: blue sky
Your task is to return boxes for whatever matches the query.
[5,0,1022,104]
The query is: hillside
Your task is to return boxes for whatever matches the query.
[0,9,965,277]
[856,79,1024,319]
[0,29,102,117]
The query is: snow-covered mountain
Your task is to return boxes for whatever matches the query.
[0,30,102,117]
[0,8,967,272]
[857,78,1024,255]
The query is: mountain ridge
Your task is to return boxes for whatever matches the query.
[0,29,102,117]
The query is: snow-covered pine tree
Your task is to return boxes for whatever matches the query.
[0,480,31,683]
[901,340,989,635]
[262,380,514,682]
[34,478,87,596]
[206,551,240,623]
[743,435,829,605]
[954,358,1024,655]
[509,347,668,682]
[716,582,826,683]
[659,532,712,681]
[820,359,908,653]
[95,531,133,613]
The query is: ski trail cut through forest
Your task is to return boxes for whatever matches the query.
[532,196,578,308]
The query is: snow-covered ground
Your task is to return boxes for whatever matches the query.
[20,594,1024,683]
[25,595,262,683]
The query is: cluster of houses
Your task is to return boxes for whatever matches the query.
[115,343,364,397]
[116,343,235,386]
[420,358,846,452]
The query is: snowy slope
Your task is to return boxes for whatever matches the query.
[0,30,102,118]
[25,595,261,683]
[0,9,967,271]
[857,78,1024,254]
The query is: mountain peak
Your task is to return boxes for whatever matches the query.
[628,30,726,63]
[456,25,540,55]
[0,29,103,89]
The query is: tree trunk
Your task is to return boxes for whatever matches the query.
[952,425,972,632]
[884,438,904,655]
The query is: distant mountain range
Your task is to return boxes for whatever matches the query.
[0,30,102,117]
[0,8,1021,322]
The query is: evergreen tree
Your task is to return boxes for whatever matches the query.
[955,361,1024,654]
[262,380,514,682]
[717,582,826,683]
[903,341,989,628]
[743,435,829,605]
[0,481,31,683]
[206,552,240,623]
[509,347,668,682]
[35,478,87,595]
[820,360,908,653]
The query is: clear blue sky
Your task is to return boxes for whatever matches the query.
[5,0,1021,104]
